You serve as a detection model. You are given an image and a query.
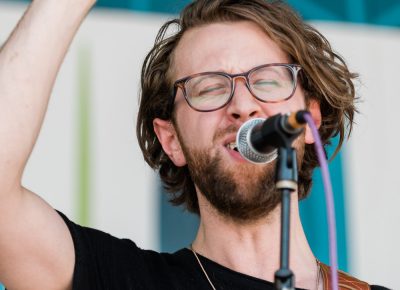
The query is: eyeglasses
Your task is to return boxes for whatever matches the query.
[171,63,302,112]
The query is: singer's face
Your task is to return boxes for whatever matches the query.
[172,21,306,161]
[165,21,308,221]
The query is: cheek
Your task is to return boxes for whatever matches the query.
[286,89,306,109]
[289,97,306,113]
[262,91,306,116]
[175,107,222,149]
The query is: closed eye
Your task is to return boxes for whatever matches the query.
[254,79,280,86]
[198,85,226,96]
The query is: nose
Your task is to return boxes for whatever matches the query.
[226,77,263,122]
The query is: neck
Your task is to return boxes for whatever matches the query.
[192,192,320,289]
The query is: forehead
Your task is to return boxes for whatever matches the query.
[172,21,289,80]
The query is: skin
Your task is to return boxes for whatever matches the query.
[153,21,323,289]
[0,0,96,289]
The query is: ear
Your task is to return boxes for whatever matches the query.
[153,118,187,167]
[305,100,322,144]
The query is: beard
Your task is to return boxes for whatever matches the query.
[176,124,305,224]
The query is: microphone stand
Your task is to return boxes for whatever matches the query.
[274,146,298,290]
[236,112,306,290]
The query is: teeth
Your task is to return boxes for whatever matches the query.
[227,142,237,150]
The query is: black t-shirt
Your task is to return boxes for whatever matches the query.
[58,211,389,290]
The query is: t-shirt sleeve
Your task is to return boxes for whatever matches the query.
[57,210,148,290]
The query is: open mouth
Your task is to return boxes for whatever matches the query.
[226,142,238,152]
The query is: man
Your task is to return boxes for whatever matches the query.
[0,0,388,289]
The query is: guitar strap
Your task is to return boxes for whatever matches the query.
[320,262,370,290]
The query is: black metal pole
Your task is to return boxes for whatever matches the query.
[280,188,291,269]
[274,147,298,290]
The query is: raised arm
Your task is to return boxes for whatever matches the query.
[0,0,95,288]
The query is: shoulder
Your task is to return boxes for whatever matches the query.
[56,211,196,289]
[57,211,147,288]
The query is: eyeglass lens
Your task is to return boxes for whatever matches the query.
[184,65,297,111]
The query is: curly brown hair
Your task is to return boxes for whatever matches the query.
[137,0,357,214]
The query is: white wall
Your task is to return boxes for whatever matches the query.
[1,2,399,288]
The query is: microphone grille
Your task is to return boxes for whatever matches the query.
[236,118,277,164]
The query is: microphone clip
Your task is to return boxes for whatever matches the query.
[251,112,305,154]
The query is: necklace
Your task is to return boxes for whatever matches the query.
[190,245,217,290]
[190,245,322,290]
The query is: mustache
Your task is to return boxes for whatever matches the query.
[213,124,240,143]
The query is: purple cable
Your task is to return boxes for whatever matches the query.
[303,112,339,290]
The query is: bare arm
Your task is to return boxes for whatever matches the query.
[0,0,95,288]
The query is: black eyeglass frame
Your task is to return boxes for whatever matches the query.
[169,63,302,113]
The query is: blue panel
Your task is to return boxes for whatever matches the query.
[96,0,133,9]
[95,0,190,13]
[346,0,366,23]
[150,0,190,14]
[287,0,345,21]
[160,188,199,253]
[365,0,400,22]
[374,3,400,26]
[309,0,348,17]
[4,0,400,26]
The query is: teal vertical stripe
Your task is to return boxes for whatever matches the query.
[77,47,91,226]
[300,137,348,271]
[160,188,199,253]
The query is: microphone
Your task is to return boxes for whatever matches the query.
[236,111,308,164]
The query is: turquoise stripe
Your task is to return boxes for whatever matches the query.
[97,0,400,27]
[7,0,400,26]
[299,137,348,271]
[160,188,199,253]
